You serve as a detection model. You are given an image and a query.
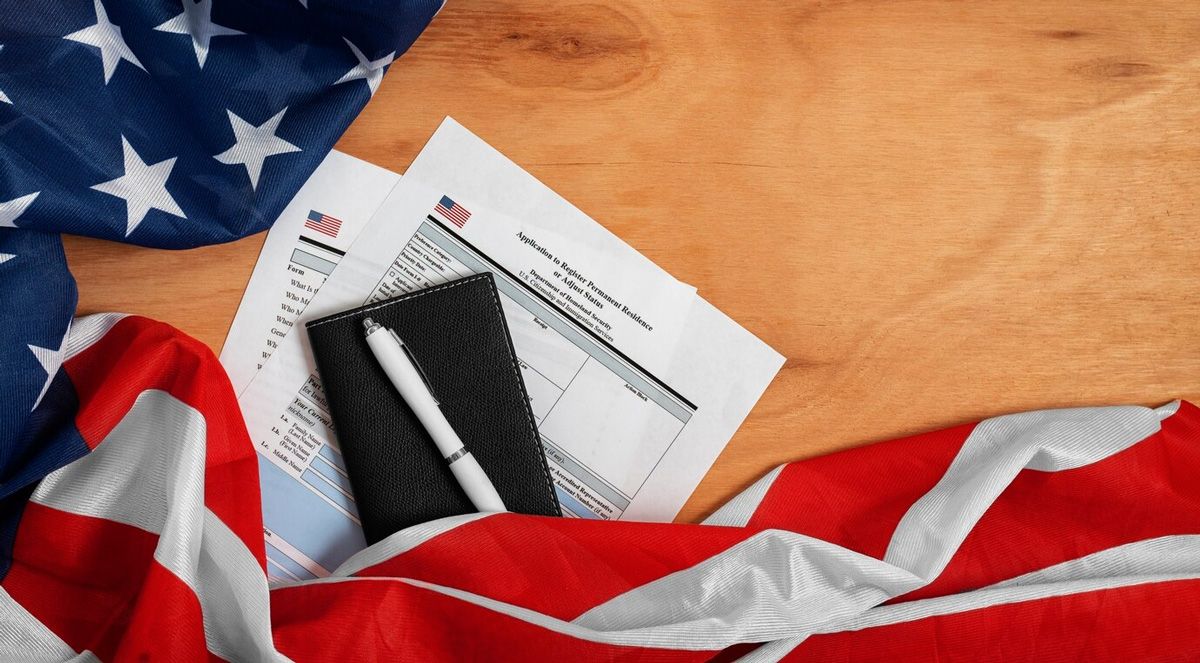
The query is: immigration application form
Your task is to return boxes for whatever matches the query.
[220,151,400,395]
[238,119,784,581]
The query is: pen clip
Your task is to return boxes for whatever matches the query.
[391,329,440,405]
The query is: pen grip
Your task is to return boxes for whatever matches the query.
[448,452,508,513]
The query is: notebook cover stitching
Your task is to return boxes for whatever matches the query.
[476,273,559,512]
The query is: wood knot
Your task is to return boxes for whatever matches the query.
[1037,29,1090,40]
[1072,58,1160,79]
[481,3,657,92]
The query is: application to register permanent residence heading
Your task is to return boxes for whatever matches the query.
[235,118,784,582]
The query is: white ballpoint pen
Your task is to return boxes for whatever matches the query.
[362,317,508,513]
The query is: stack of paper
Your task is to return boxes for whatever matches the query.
[221,118,784,582]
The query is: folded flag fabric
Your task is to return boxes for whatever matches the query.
[4,312,1195,658]
[1,312,1197,660]
[3,2,1199,661]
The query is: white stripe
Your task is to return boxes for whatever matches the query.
[330,512,496,577]
[30,390,286,662]
[195,510,281,662]
[33,391,206,559]
[564,402,1180,650]
[314,402,1177,652]
[275,575,683,644]
[834,534,1200,633]
[572,529,920,647]
[276,530,916,648]
[64,313,127,361]
[703,465,784,527]
[18,388,1186,657]
[884,403,1173,581]
[735,402,1185,662]
[740,535,1200,662]
[734,637,797,663]
[0,587,99,662]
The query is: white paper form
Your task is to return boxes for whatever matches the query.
[240,119,784,580]
[220,151,401,395]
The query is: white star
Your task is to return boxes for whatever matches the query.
[214,108,301,190]
[334,38,394,97]
[63,0,146,84]
[28,328,69,412]
[0,253,14,266]
[92,137,185,237]
[155,0,244,69]
[0,46,10,104]
[0,192,39,228]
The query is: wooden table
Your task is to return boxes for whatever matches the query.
[64,1,1200,523]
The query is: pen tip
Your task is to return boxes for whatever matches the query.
[363,318,375,330]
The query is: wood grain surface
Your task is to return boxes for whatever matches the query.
[64,1,1200,523]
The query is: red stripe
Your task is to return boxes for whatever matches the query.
[338,406,1200,624]
[305,225,338,237]
[743,402,1200,612]
[899,401,1200,602]
[351,514,756,620]
[747,421,974,559]
[28,316,1200,658]
[2,503,210,661]
[60,316,266,567]
[436,204,470,224]
[271,578,711,662]
[788,578,1200,661]
[112,562,215,662]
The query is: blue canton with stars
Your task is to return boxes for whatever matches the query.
[0,0,441,529]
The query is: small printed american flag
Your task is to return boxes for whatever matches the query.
[304,210,343,238]
[435,195,471,228]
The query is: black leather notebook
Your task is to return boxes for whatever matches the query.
[305,273,560,543]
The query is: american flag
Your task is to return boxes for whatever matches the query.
[304,210,343,238]
[2,1,1198,660]
[8,313,1200,660]
[435,194,471,227]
